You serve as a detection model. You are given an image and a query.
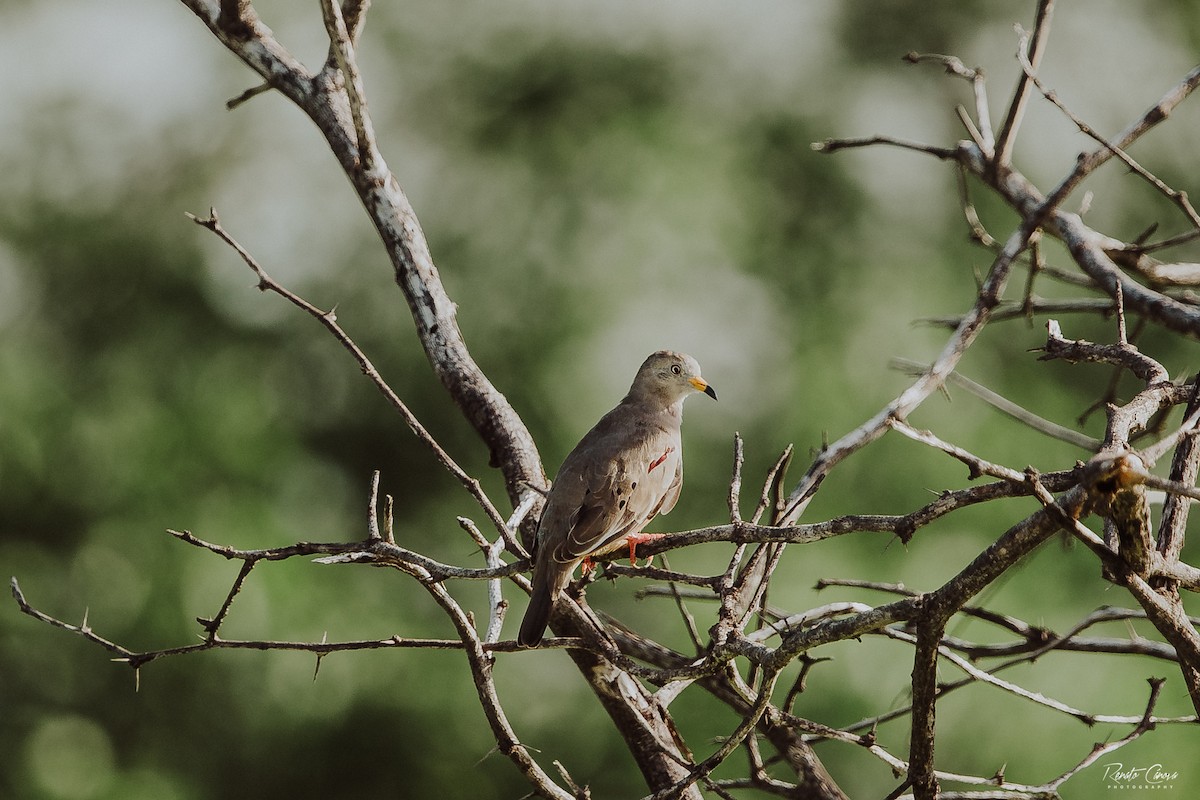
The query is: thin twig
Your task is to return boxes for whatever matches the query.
[1017,44,1200,229]
[903,51,993,156]
[890,357,1102,451]
[185,209,526,557]
[728,433,745,523]
[226,81,272,109]
[811,135,958,160]
[367,470,381,541]
[994,0,1056,167]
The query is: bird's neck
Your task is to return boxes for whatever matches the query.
[623,393,684,421]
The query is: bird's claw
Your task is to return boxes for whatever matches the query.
[625,532,665,567]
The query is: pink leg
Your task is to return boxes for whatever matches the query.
[626,532,666,566]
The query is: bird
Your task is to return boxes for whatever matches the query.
[517,350,717,647]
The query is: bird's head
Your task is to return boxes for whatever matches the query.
[630,350,718,406]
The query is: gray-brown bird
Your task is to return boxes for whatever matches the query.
[518,350,716,647]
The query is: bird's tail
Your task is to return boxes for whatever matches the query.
[518,560,560,647]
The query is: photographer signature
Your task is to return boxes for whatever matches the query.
[1102,762,1178,786]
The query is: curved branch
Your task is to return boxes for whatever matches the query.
[179,0,548,527]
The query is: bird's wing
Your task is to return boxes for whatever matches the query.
[658,455,683,516]
[547,419,680,564]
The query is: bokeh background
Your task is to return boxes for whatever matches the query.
[3,1,1199,797]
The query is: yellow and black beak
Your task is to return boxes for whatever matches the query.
[689,377,718,401]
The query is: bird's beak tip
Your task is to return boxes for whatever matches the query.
[690,377,717,400]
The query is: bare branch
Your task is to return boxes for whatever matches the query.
[903,51,993,155]
[1041,678,1167,793]
[920,297,1115,328]
[180,0,549,533]
[889,418,1026,482]
[752,445,793,526]
[811,135,958,160]
[226,81,271,109]
[779,190,1055,524]
[11,578,139,668]
[907,612,944,799]
[1155,386,1200,582]
[728,433,745,523]
[1111,252,1200,286]
[319,0,380,176]
[1038,319,1170,385]
[185,209,527,556]
[890,357,1101,451]
[1016,45,1200,228]
[341,0,371,45]
[367,470,382,541]
[994,0,1056,167]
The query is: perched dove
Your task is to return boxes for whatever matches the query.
[518,350,717,647]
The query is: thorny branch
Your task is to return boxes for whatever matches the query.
[185,209,526,557]
[12,2,1200,799]
[800,2,1200,796]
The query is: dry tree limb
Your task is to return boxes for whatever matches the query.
[994,0,1057,166]
[918,297,1114,328]
[1038,319,1170,385]
[1015,28,1200,228]
[186,209,525,556]
[1155,385,1200,591]
[778,151,1059,524]
[169,11,706,787]
[179,0,548,526]
[890,357,1101,451]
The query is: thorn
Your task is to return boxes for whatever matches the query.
[1079,190,1093,216]
[473,745,501,768]
[1132,222,1159,246]
[314,652,326,681]
[384,494,395,543]
[1115,281,1128,345]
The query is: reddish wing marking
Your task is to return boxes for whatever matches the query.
[647,446,675,473]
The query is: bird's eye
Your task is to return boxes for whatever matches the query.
[671,364,682,375]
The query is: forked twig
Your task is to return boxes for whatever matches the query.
[185,208,526,558]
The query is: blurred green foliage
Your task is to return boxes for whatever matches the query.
[2,1,1198,798]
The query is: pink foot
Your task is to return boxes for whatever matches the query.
[625,532,666,566]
